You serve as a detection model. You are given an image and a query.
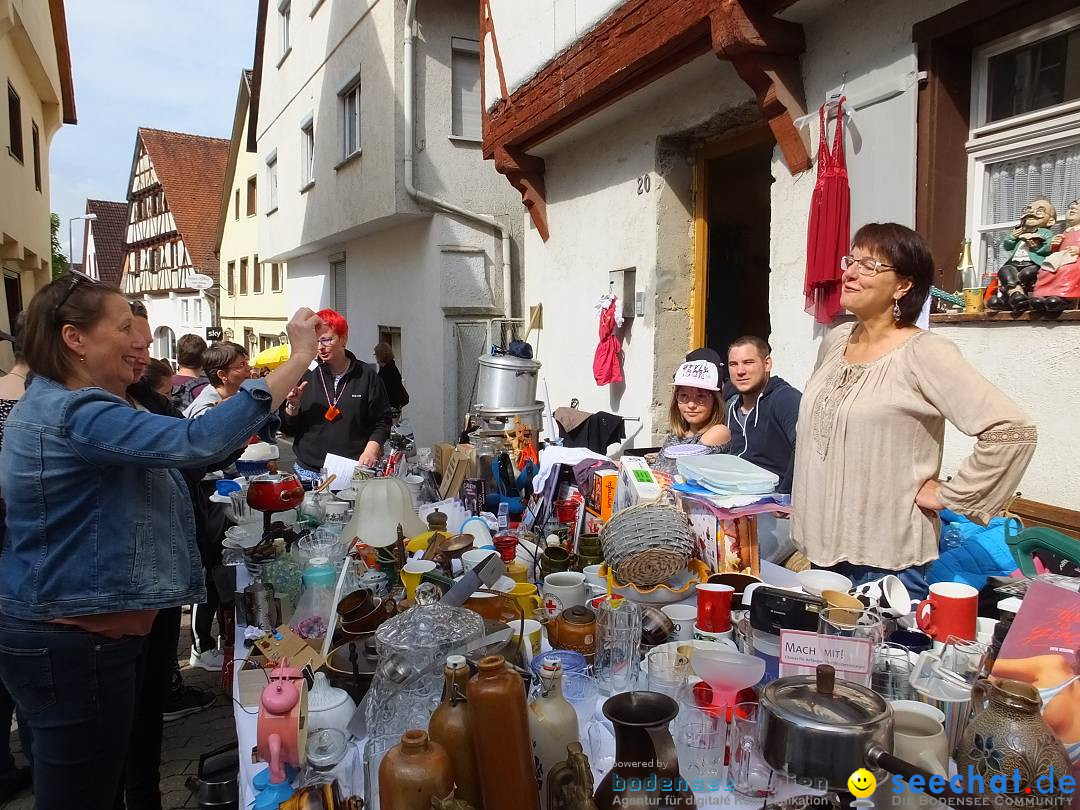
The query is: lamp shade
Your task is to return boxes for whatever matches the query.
[343,476,427,548]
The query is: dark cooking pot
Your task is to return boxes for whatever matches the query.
[246,472,304,513]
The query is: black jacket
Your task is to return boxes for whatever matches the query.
[378,360,410,409]
[725,376,801,494]
[279,351,393,470]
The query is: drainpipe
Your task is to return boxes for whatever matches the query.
[404,0,513,320]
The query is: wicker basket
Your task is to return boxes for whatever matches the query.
[600,503,694,588]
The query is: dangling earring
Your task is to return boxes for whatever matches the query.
[79,355,86,362]
[892,301,901,322]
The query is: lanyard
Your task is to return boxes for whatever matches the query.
[318,366,347,421]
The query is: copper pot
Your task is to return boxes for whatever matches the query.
[247,472,305,513]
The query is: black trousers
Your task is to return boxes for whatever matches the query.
[119,607,180,810]
[192,569,221,654]
[0,678,32,790]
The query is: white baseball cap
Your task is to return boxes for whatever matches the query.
[672,360,721,391]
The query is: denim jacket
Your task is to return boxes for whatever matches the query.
[0,376,274,620]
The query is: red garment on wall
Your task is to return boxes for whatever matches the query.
[804,100,851,324]
[593,296,624,386]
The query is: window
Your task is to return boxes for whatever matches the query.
[227,261,236,296]
[271,263,283,292]
[266,153,278,212]
[451,38,482,139]
[279,1,291,58]
[7,83,22,162]
[181,300,190,323]
[239,257,249,295]
[301,118,315,187]
[235,189,240,220]
[246,176,257,215]
[966,10,1080,282]
[193,298,203,324]
[154,326,177,362]
[31,122,40,191]
[340,74,361,160]
[254,254,263,293]
[331,255,347,316]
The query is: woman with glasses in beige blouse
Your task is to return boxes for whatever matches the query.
[791,223,1036,600]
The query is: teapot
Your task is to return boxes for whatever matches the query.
[248,471,305,513]
[547,605,597,662]
[256,659,309,784]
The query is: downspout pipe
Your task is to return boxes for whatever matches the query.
[404,0,513,321]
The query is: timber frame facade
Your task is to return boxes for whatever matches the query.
[122,139,189,295]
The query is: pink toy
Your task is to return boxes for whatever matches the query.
[256,658,309,784]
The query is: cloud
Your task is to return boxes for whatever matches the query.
[50,1,258,260]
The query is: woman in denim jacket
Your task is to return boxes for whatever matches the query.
[0,272,324,810]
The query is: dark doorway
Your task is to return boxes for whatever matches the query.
[4,273,22,331]
[703,136,774,357]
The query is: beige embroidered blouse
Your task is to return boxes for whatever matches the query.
[792,323,1037,570]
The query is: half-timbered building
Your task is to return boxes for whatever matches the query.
[121,127,229,362]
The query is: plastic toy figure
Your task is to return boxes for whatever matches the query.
[1031,197,1080,313]
[986,198,1057,312]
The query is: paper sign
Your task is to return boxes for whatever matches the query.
[322,453,358,491]
[778,629,873,686]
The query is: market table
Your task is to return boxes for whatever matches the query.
[232,560,816,809]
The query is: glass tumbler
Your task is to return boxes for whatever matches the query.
[871,642,914,700]
[646,649,690,700]
[729,701,776,799]
[594,597,641,695]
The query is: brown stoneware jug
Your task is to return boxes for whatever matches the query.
[428,655,483,810]
[377,729,454,810]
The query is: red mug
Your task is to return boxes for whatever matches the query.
[916,582,977,641]
[696,583,734,633]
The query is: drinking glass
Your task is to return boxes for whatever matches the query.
[818,607,885,644]
[941,636,991,684]
[594,597,641,695]
[728,701,776,798]
[871,642,914,700]
[646,650,690,699]
[677,722,727,782]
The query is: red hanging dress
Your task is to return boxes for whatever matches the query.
[804,99,851,324]
[593,296,624,386]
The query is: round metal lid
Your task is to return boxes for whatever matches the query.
[760,666,890,728]
[562,605,596,625]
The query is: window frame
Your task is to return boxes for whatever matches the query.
[265,152,279,213]
[235,188,240,220]
[227,260,236,296]
[450,38,482,140]
[300,116,316,189]
[271,262,283,292]
[254,254,263,294]
[278,0,292,60]
[246,175,257,216]
[339,71,362,163]
[31,121,40,191]
[239,256,249,295]
[7,82,23,163]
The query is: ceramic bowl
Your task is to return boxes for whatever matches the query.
[797,569,853,597]
[339,597,394,635]
[336,589,375,624]
[609,559,710,605]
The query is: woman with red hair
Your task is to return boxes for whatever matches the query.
[281,308,392,477]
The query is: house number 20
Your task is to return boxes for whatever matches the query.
[637,175,651,194]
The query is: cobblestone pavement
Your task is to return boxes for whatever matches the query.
[1,438,297,809]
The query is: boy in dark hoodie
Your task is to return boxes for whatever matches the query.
[724,336,801,494]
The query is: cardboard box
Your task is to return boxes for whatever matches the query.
[681,496,760,575]
[236,625,327,707]
[586,469,619,524]
[433,443,457,476]
[614,456,662,511]
[439,445,475,499]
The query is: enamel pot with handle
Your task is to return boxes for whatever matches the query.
[758,665,971,804]
[247,472,305,513]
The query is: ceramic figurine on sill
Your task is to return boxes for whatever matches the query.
[987,198,1057,312]
[1031,197,1080,313]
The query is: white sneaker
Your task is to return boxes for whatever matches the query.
[189,647,224,672]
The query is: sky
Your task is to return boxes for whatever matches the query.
[50,1,259,262]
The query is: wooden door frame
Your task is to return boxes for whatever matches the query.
[691,122,775,349]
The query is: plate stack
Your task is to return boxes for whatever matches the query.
[600,503,694,589]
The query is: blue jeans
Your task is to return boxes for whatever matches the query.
[0,615,147,810]
[815,561,932,602]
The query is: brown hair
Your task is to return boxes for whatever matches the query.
[374,342,394,364]
[176,333,208,369]
[202,341,248,389]
[728,335,771,359]
[143,358,174,391]
[851,223,933,326]
[667,387,725,438]
[22,273,123,382]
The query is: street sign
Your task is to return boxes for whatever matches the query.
[188,273,214,291]
[206,326,224,341]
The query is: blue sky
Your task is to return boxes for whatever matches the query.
[50,1,259,261]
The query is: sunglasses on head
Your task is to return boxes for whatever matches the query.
[53,269,103,322]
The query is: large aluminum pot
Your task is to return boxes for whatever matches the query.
[475,353,541,410]
[471,401,544,437]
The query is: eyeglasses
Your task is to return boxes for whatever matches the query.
[317,336,337,345]
[841,255,896,277]
[676,390,713,404]
[54,269,102,322]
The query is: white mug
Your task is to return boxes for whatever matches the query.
[852,575,911,619]
[542,572,588,617]
[662,604,696,642]
[462,548,496,573]
[513,619,544,662]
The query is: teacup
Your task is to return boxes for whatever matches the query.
[542,571,588,617]
[513,619,544,661]
[509,582,543,616]
[662,604,696,642]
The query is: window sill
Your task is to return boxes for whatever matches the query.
[277,48,292,69]
[299,180,316,194]
[309,0,325,16]
[334,150,362,171]
[266,206,279,216]
[448,135,482,145]
[930,310,1080,324]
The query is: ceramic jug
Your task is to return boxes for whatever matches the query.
[593,691,696,810]
[956,678,1070,809]
[377,730,454,810]
[467,655,541,810]
[547,605,597,663]
[528,660,580,810]
[428,655,483,810]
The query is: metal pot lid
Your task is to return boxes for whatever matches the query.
[306,727,348,768]
[760,665,890,729]
[248,472,299,484]
[477,353,541,371]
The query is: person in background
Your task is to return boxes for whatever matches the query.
[791,223,1036,599]
[652,356,732,476]
[374,342,409,411]
[280,308,393,480]
[0,270,323,810]
[0,316,32,803]
[170,333,209,411]
[185,342,250,420]
[142,358,175,400]
[725,336,801,494]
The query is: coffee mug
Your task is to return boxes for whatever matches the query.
[853,575,912,619]
[462,548,496,573]
[513,618,544,661]
[693,623,733,644]
[917,582,978,641]
[400,559,437,601]
[542,571,588,617]
[892,708,949,778]
[641,607,675,647]
[662,604,696,642]
[509,582,543,616]
[696,583,734,633]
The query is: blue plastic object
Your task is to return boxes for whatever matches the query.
[529,649,588,678]
[215,479,242,497]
